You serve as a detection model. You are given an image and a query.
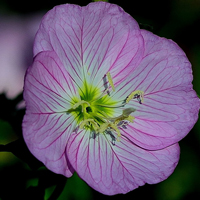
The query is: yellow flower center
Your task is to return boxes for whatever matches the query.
[67,72,144,143]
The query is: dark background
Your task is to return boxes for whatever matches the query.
[0,0,200,199]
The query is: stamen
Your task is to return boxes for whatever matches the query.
[80,119,99,129]
[105,129,116,145]
[126,90,144,104]
[98,122,110,133]
[117,121,129,129]
[109,123,121,140]
[106,72,115,92]
[68,73,140,145]
[98,122,121,141]
[72,100,90,110]
[108,107,136,124]
[122,108,136,117]
[126,115,135,123]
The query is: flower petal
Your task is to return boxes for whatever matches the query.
[23,112,75,176]
[23,50,77,176]
[113,30,200,150]
[66,132,180,195]
[81,2,143,87]
[24,51,77,114]
[33,2,143,89]
[113,30,197,98]
[122,119,177,150]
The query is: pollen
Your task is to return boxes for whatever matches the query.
[67,73,139,145]
[126,90,144,104]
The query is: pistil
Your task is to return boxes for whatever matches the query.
[67,71,144,144]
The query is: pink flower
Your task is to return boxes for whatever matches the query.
[22,2,200,195]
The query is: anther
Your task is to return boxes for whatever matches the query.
[126,90,144,104]
[106,72,115,92]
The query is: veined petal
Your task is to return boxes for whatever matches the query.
[122,119,177,150]
[81,2,143,87]
[34,4,84,87]
[24,51,77,114]
[23,50,78,176]
[23,112,75,177]
[113,30,200,149]
[113,30,195,98]
[66,132,180,195]
[33,2,143,89]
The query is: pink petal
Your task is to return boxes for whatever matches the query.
[24,51,77,114]
[67,131,180,195]
[33,2,143,88]
[123,119,177,150]
[114,30,200,150]
[23,51,77,176]
[23,113,75,176]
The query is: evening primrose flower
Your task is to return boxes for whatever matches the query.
[22,2,200,195]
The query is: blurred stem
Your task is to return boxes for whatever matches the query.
[47,178,67,200]
[0,139,43,170]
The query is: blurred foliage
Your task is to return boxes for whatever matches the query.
[0,0,200,199]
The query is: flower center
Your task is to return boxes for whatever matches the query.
[67,72,144,144]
